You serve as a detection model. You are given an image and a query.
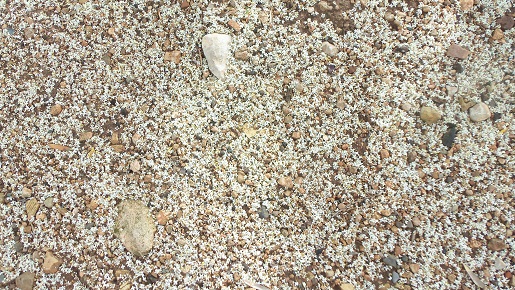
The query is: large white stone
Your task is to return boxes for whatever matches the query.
[469,102,491,122]
[202,33,231,80]
[114,200,156,257]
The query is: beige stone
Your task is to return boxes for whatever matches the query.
[21,187,32,198]
[460,0,474,10]
[469,102,491,122]
[321,41,338,57]
[114,200,156,256]
[43,251,63,274]
[420,106,441,123]
[26,198,40,218]
[228,20,241,31]
[16,272,35,290]
[50,104,63,116]
[492,28,504,40]
[164,50,181,64]
[130,160,141,172]
[48,143,71,151]
[446,44,470,59]
[79,131,93,141]
[340,283,355,290]
[487,238,507,251]
[277,176,293,189]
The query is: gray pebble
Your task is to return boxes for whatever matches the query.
[383,254,398,268]
[44,197,54,208]
[258,205,269,219]
[392,271,400,283]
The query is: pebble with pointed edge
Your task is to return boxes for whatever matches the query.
[202,33,231,80]
[16,272,35,290]
[114,200,156,257]
[42,251,63,274]
[469,102,491,122]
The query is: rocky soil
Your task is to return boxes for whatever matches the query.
[0,0,514,289]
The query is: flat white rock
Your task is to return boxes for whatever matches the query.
[114,200,156,257]
[469,102,491,122]
[202,33,231,80]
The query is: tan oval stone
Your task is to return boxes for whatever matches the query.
[50,104,63,116]
[469,102,491,122]
[114,200,156,256]
[277,176,293,189]
[340,283,355,290]
[420,106,441,123]
[26,198,40,218]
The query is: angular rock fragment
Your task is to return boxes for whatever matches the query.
[442,123,457,149]
[114,200,156,256]
[43,251,63,274]
[202,34,231,80]
[16,272,35,290]
[460,0,474,10]
[420,106,441,123]
[469,102,491,122]
[446,44,470,59]
[487,238,507,251]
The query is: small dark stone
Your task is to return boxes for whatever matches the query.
[395,45,409,53]
[407,151,417,163]
[493,112,502,121]
[146,273,158,284]
[442,123,457,149]
[401,255,409,262]
[85,222,95,230]
[327,63,336,74]
[383,255,398,268]
[315,248,324,256]
[405,220,414,228]
[453,63,464,73]
[480,93,489,102]
[14,241,24,253]
[258,205,269,219]
[120,108,129,117]
[445,176,454,183]
[497,14,515,30]
[284,88,293,102]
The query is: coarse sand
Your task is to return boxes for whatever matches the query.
[0,0,514,289]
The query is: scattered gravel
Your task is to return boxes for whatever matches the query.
[0,0,514,289]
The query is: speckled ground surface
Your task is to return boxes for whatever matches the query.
[0,0,514,289]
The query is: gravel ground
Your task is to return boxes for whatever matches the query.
[1,0,514,289]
